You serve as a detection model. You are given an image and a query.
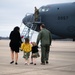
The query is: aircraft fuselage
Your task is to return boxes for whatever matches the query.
[22,2,75,39]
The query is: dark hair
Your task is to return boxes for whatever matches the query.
[14,26,20,31]
[25,38,29,43]
[40,23,45,28]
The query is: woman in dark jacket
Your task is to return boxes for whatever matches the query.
[9,26,22,65]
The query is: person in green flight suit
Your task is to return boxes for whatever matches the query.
[36,23,52,65]
[34,6,39,21]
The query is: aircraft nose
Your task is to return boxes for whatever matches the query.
[22,14,34,25]
[22,14,41,31]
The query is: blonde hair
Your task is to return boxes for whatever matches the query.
[31,42,37,46]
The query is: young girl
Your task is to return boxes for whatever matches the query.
[30,42,40,65]
[20,38,32,65]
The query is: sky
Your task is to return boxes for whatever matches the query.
[0,0,75,37]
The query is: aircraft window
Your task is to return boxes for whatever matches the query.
[39,7,49,12]
[39,8,45,12]
[42,8,45,12]
[45,8,49,11]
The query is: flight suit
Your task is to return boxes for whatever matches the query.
[36,28,52,64]
[34,7,39,21]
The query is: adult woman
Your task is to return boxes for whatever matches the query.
[9,26,22,65]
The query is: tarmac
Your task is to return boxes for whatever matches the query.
[0,40,75,75]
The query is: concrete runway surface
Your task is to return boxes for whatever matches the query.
[0,40,75,75]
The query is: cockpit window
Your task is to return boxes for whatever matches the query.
[39,7,45,12]
[46,8,49,11]
[39,6,49,12]
[41,8,45,12]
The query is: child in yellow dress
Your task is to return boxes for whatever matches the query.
[20,38,32,65]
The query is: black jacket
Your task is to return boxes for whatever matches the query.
[32,46,38,53]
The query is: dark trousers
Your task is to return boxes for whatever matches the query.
[41,45,50,63]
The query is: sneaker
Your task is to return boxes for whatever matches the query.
[24,61,27,65]
[15,62,18,65]
[10,61,14,64]
[30,62,33,64]
[46,61,48,64]
[34,63,36,65]
[25,63,27,65]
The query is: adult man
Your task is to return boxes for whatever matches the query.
[36,23,52,65]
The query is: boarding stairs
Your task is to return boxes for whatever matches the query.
[21,13,41,40]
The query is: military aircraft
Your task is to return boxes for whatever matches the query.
[22,2,75,40]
